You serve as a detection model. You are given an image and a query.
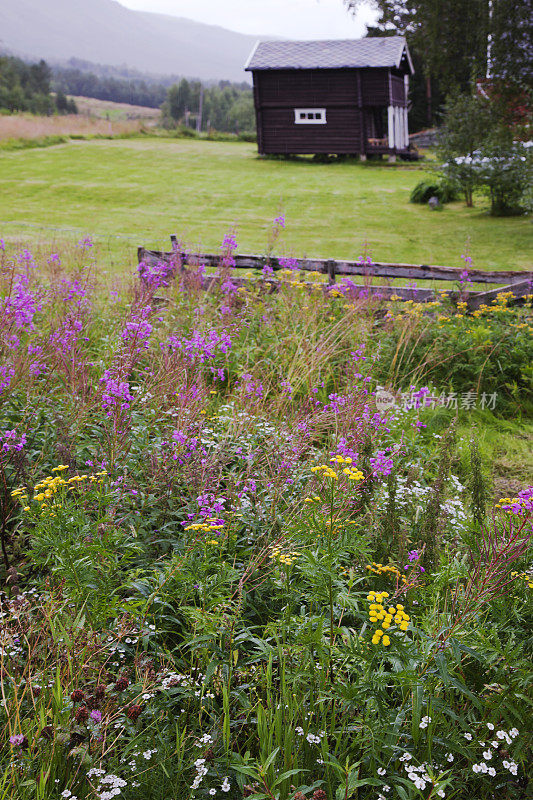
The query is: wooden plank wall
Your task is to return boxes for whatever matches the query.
[254,67,394,154]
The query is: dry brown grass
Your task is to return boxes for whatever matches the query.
[0,113,144,141]
[72,96,160,121]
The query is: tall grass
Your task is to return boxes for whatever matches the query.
[0,113,145,142]
[0,230,530,800]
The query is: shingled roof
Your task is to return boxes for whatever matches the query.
[245,36,413,73]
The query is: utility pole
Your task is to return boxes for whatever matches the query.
[196,86,204,133]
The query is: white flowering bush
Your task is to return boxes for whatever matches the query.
[443,141,532,215]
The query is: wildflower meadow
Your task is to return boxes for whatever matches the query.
[0,226,531,800]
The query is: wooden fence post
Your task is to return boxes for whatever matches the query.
[326,259,336,284]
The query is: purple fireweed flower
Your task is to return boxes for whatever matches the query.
[49,316,83,356]
[240,373,264,398]
[370,450,393,477]
[28,342,46,377]
[58,277,88,304]
[459,254,473,288]
[1,429,27,453]
[101,371,134,415]
[279,256,298,271]
[280,380,293,395]
[138,258,177,289]
[222,233,237,252]
[16,249,36,272]
[220,278,238,295]
[323,392,348,413]
[121,306,152,350]
[9,734,27,748]
[0,239,5,252]
[404,550,425,572]
[76,235,93,250]
[220,232,238,270]
[274,214,286,228]
[172,430,188,446]
[90,710,102,723]
[334,438,359,462]
[0,365,15,394]
[500,487,533,515]
[164,329,231,364]
[1,275,41,329]
[47,253,61,267]
[357,253,373,268]
[410,387,431,410]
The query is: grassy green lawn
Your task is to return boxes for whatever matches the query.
[1,136,531,268]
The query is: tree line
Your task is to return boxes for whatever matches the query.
[52,65,169,109]
[51,64,255,134]
[0,55,77,114]
[345,0,532,130]
[161,79,255,134]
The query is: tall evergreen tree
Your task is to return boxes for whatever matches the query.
[490,0,533,88]
[344,0,524,127]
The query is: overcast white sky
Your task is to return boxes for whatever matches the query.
[119,0,378,39]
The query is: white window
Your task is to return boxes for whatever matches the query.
[294,108,326,125]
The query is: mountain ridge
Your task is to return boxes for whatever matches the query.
[0,0,259,82]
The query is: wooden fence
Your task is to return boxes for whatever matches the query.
[138,237,532,311]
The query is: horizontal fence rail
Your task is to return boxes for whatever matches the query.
[138,238,532,310]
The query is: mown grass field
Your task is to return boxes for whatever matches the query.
[1,136,531,269]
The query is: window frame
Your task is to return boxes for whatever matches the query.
[294,108,327,125]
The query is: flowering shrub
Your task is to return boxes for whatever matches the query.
[442,141,532,215]
[0,237,530,800]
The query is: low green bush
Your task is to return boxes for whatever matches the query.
[410,178,459,204]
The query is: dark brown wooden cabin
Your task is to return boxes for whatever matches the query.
[245,37,414,157]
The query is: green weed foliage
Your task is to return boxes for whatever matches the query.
[0,234,531,800]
